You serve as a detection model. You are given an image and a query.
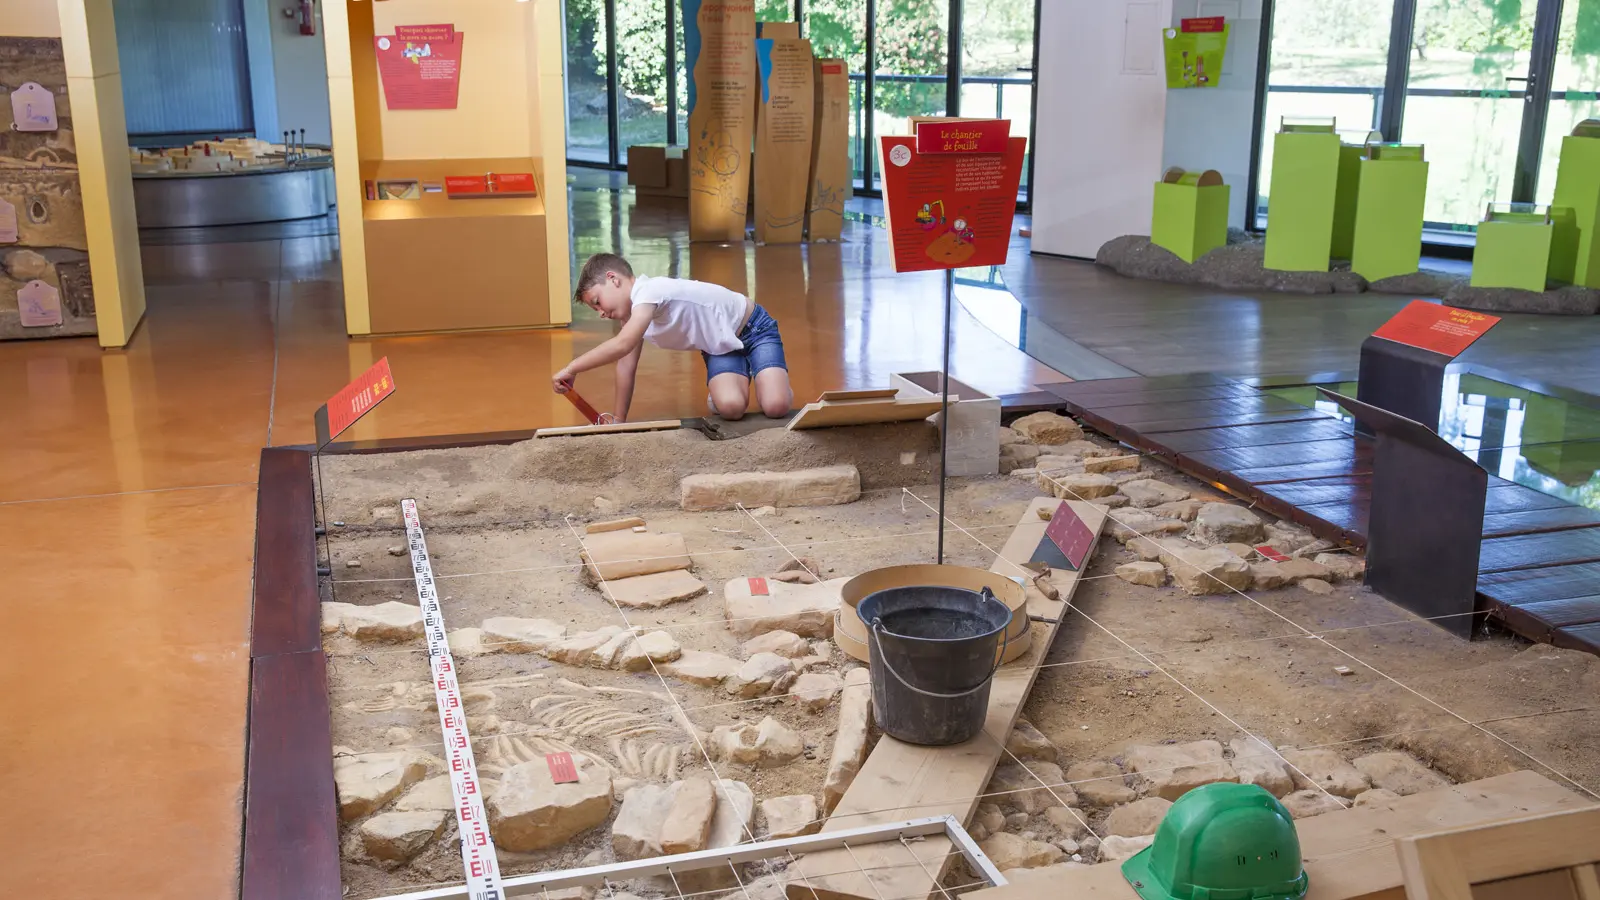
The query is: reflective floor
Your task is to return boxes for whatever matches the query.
[1267,374,1600,510]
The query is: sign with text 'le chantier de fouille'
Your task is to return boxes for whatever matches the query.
[880,118,1027,273]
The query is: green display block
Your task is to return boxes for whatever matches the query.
[1330,143,1365,260]
[1350,158,1428,282]
[1151,181,1230,263]
[1472,218,1553,292]
[1550,134,1600,286]
[1264,131,1341,272]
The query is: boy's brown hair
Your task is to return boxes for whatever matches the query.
[574,253,633,302]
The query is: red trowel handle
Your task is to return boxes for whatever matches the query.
[563,389,601,425]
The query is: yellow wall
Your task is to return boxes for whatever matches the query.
[324,0,570,333]
[53,0,146,348]
[11,0,63,37]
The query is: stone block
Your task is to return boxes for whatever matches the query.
[681,466,861,511]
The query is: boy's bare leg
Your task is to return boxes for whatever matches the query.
[754,367,792,418]
[708,372,751,420]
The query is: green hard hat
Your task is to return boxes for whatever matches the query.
[1122,782,1308,900]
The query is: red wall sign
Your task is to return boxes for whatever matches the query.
[315,357,396,447]
[880,128,1027,273]
[374,28,464,110]
[1181,16,1227,32]
[915,119,1011,155]
[1371,300,1501,359]
[445,173,537,198]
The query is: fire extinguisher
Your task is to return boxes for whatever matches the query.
[298,0,316,36]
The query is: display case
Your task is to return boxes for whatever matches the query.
[1350,143,1428,282]
[1263,116,1341,273]
[1472,203,1560,292]
[322,0,570,335]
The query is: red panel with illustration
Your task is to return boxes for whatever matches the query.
[879,127,1027,273]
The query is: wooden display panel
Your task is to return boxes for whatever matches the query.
[807,58,850,241]
[686,0,757,241]
[754,38,816,244]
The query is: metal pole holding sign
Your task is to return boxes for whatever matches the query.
[937,268,954,564]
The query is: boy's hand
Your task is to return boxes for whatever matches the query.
[553,368,575,394]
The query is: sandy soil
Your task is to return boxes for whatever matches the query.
[318,422,1600,899]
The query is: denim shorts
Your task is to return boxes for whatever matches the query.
[703,305,788,382]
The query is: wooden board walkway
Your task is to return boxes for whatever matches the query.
[1045,376,1600,656]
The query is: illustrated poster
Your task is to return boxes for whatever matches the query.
[754,37,815,244]
[374,26,464,110]
[879,128,1027,273]
[684,0,757,242]
[1163,17,1229,89]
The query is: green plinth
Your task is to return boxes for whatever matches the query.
[1264,131,1341,272]
[1472,219,1554,292]
[1330,143,1365,260]
[1151,182,1230,263]
[1550,135,1600,286]
[1350,158,1428,282]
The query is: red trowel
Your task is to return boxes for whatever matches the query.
[562,388,602,425]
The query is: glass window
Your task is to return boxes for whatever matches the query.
[1401,0,1536,228]
[566,0,610,163]
[757,0,795,21]
[874,0,950,191]
[960,0,1034,202]
[1536,0,1600,205]
[1256,0,1393,223]
[616,0,670,161]
[806,0,868,185]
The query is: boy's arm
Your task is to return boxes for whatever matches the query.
[554,305,653,393]
[613,340,643,422]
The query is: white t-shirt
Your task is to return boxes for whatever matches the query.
[631,275,750,355]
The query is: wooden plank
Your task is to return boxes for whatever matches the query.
[1044,373,1236,399]
[818,388,900,402]
[1185,438,1368,473]
[241,649,341,900]
[1155,418,1356,453]
[1488,596,1600,642]
[1482,507,1600,538]
[1483,483,1575,515]
[1553,622,1600,654]
[1396,806,1600,899]
[1479,529,1600,574]
[536,419,681,438]
[252,448,320,658]
[1047,381,1260,407]
[786,397,948,430]
[1259,476,1370,509]
[1479,562,1600,602]
[586,516,648,534]
[1077,396,1307,425]
[1232,457,1376,485]
[963,771,1593,900]
[787,497,1106,900]
[1128,408,1336,434]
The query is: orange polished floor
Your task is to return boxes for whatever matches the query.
[0,182,1059,899]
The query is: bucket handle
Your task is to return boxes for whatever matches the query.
[867,587,1012,700]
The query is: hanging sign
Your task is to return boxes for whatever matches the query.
[10,83,58,132]
[879,122,1027,272]
[374,28,465,110]
[1371,300,1500,358]
[18,280,62,327]
[314,357,396,447]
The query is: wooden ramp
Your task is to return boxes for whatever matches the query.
[1045,376,1600,656]
[787,497,1107,900]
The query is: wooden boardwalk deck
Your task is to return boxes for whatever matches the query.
[1045,375,1600,655]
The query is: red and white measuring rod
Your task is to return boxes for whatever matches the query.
[403,498,504,900]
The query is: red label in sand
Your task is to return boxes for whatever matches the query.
[1256,545,1290,562]
[748,577,769,596]
[1045,501,1095,569]
[545,752,578,784]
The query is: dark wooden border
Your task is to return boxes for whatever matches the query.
[243,448,341,900]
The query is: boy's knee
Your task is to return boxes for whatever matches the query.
[760,397,791,418]
[713,398,747,420]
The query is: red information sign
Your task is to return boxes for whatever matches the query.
[545,752,579,784]
[1371,300,1501,359]
[1256,545,1290,563]
[880,127,1028,273]
[374,29,464,110]
[1044,501,1096,570]
[315,357,396,447]
[445,173,536,198]
[915,119,1011,155]
[748,577,770,596]
[1181,16,1227,32]
[821,62,844,75]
